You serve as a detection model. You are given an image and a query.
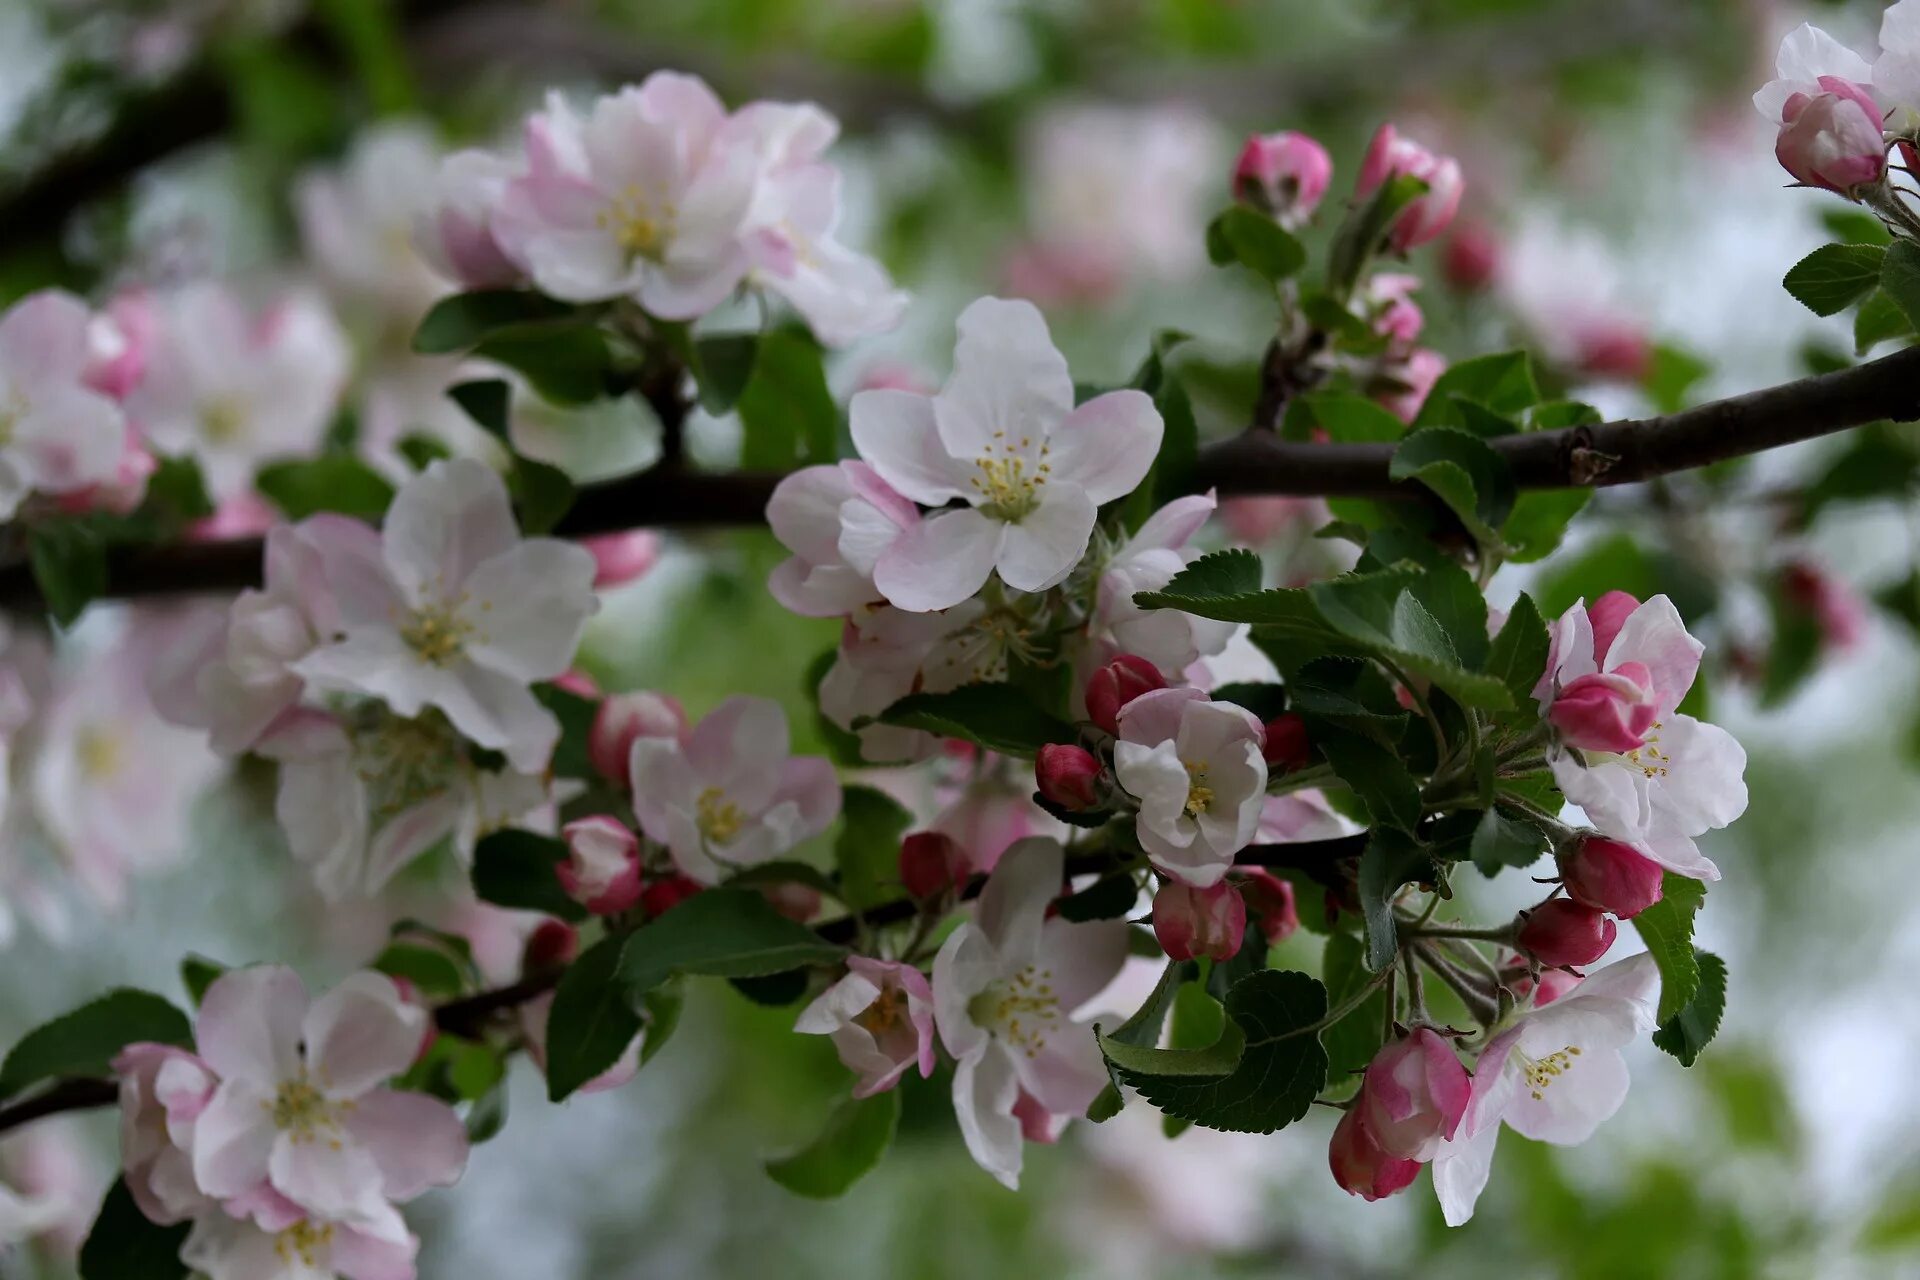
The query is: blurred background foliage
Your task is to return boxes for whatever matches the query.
[6,0,1920,1277]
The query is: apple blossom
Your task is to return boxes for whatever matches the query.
[557,815,642,915]
[580,530,661,590]
[794,956,937,1098]
[179,1203,420,1280]
[1113,687,1267,889]
[1233,130,1333,227]
[292,458,600,774]
[1364,272,1424,348]
[930,778,1056,880]
[1561,836,1665,919]
[588,689,686,786]
[125,283,351,503]
[1536,594,1744,879]
[766,461,919,617]
[1777,88,1886,198]
[112,1043,218,1225]
[628,695,839,884]
[0,1125,98,1258]
[932,838,1129,1188]
[1432,952,1659,1225]
[1754,23,1877,128]
[296,122,450,321]
[1238,869,1299,945]
[814,599,994,762]
[415,148,524,289]
[0,1178,68,1252]
[491,78,758,313]
[851,297,1162,612]
[1359,1029,1470,1161]
[1497,219,1655,384]
[899,829,968,899]
[189,967,468,1235]
[1517,899,1617,969]
[1151,879,1246,963]
[1328,1106,1420,1202]
[1546,665,1658,753]
[0,290,131,518]
[83,289,154,401]
[1356,124,1464,252]
[1084,654,1164,736]
[1877,0,1920,135]
[1035,743,1101,811]
[1091,492,1240,677]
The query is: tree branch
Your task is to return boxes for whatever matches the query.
[4,344,1916,610]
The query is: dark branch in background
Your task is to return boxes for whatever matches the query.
[0,831,1370,1135]
[4,344,1918,610]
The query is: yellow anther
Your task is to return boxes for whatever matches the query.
[596,183,677,261]
[696,786,746,845]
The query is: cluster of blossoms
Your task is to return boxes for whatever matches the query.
[1756,3,1920,209]
[113,967,467,1277]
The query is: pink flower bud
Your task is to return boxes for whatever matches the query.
[553,668,600,699]
[1233,131,1334,226]
[1572,319,1653,382]
[1441,221,1500,293]
[1238,869,1300,945]
[85,293,154,400]
[1152,879,1247,962]
[416,151,523,288]
[523,919,580,971]
[53,425,154,516]
[1501,952,1586,1006]
[1356,123,1464,252]
[557,816,643,915]
[761,881,821,923]
[1561,837,1665,919]
[1518,899,1617,968]
[1329,1104,1421,1202]
[1376,348,1446,423]
[1085,654,1165,735]
[899,830,968,899]
[388,976,440,1064]
[590,690,687,786]
[1012,1090,1065,1144]
[1359,1028,1470,1160]
[1547,662,1657,753]
[640,871,703,919]
[1262,712,1311,772]
[1366,272,1424,348]
[1587,591,1640,664]
[1775,80,1886,198]
[1780,560,1867,652]
[580,530,661,590]
[1035,743,1101,812]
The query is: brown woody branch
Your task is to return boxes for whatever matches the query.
[0,831,1367,1136]
[4,342,1918,611]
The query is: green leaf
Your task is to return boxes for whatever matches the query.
[545,934,642,1100]
[414,290,577,355]
[509,457,576,534]
[1486,592,1551,708]
[1356,828,1436,970]
[1206,206,1307,282]
[872,684,1076,757]
[314,0,416,114]
[1390,426,1517,548]
[397,433,452,470]
[765,1089,901,1198]
[1412,351,1539,429]
[373,943,469,998]
[0,989,191,1098]
[1879,239,1920,331]
[1319,933,1387,1085]
[1326,172,1428,297]
[474,326,611,406]
[79,1178,190,1280]
[143,456,215,523]
[1207,681,1289,721]
[1631,873,1709,1021]
[1055,872,1139,922]
[737,329,838,467]
[256,454,395,521]
[692,333,760,415]
[179,955,227,1006]
[1099,970,1328,1134]
[1143,546,1263,601]
[1652,949,1726,1067]
[447,379,511,437]
[532,683,598,780]
[1468,805,1550,875]
[1782,243,1886,316]
[835,785,914,911]
[470,829,587,923]
[1501,488,1592,563]
[1302,392,1407,444]
[1855,288,1913,355]
[28,522,109,627]
[618,889,847,998]
[639,983,684,1068]
[1823,208,1892,246]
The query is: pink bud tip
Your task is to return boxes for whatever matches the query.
[1262,712,1311,772]
[899,831,968,899]
[523,919,580,971]
[1233,131,1334,224]
[1085,654,1165,736]
[590,690,687,786]
[1517,899,1617,968]
[1238,869,1300,945]
[557,815,643,916]
[1587,591,1641,665]
[1561,837,1664,919]
[581,530,661,590]
[1035,743,1102,812]
[1152,879,1247,962]
[1328,1104,1421,1201]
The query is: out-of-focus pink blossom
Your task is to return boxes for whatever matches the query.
[1780,559,1869,651]
[580,530,661,589]
[1262,712,1311,773]
[1238,869,1299,944]
[1233,131,1333,227]
[1441,221,1501,293]
[1376,348,1446,423]
[795,956,937,1097]
[900,830,969,899]
[1152,878,1246,962]
[1356,124,1464,252]
[589,690,686,786]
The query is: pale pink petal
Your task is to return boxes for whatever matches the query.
[303,972,426,1098]
[995,484,1096,593]
[973,837,1062,967]
[1044,390,1163,505]
[267,1128,390,1225]
[935,298,1072,460]
[381,458,518,603]
[952,1044,1025,1190]
[461,540,600,681]
[189,1081,277,1199]
[197,966,307,1085]
[873,508,1003,612]
[850,388,964,506]
[343,1088,470,1200]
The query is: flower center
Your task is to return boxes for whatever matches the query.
[695,786,746,844]
[1622,722,1670,779]
[266,1074,348,1144]
[968,433,1052,522]
[399,603,471,667]
[275,1220,335,1268]
[855,986,905,1035]
[200,396,248,445]
[597,183,677,262]
[77,727,122,780]
[354,708,464,822]
[967,965,1061,1058]
[0,388,27,445]
[1518,1044,1582,1100]
[1183,761,1213,817]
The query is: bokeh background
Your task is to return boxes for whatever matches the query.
[3,0,1920,1276]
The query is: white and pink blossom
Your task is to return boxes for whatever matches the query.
[794,956,937,1097]
[180,1203,419,1280]
[587,689,686,785]
[1112,688,1267,888]
[556,815,642,915]
[0,290,130,518]
[1356,124,1463,252]
[113,1043,219,1225]
[932,838,1128,1188]
[416,149,524,290]
[766,461,919,617]
[1092,492,1241,677]
[851,297,1162,612]
[297,122,451,322]
[627,695,840,884]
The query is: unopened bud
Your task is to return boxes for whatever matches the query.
[1085,654,1164,736]
[1035,744,1102,812]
